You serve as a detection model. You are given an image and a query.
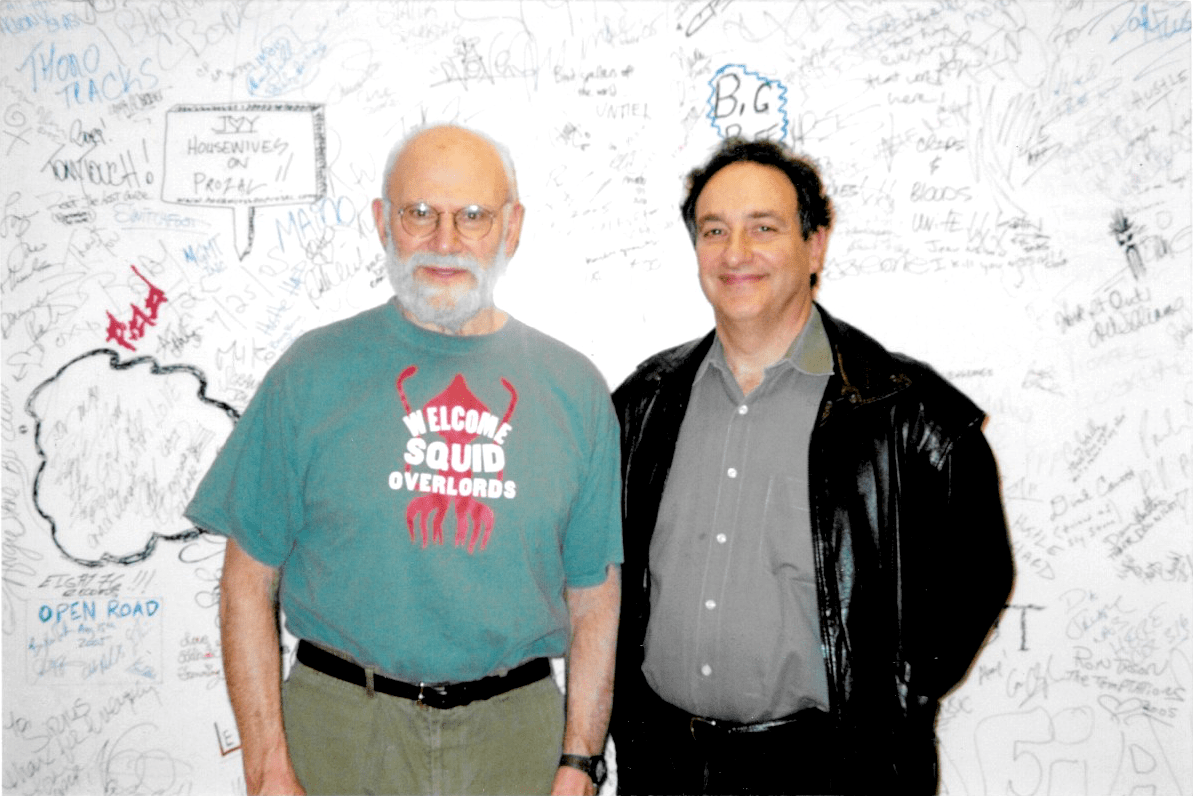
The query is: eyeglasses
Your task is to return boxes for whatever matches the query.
[390,201,507,240]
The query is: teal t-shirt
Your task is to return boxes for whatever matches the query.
[185,302,623,682]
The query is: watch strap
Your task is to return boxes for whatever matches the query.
[559,753,606,786]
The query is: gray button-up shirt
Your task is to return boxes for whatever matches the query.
[643,307,833,723]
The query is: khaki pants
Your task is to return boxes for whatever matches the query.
[282,661,564,795]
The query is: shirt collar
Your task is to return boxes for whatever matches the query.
[787,305,834,375]
[695,305,835,383]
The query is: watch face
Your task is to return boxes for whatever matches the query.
[593,757,608,784]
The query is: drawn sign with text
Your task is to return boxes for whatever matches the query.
[162,103,327,258]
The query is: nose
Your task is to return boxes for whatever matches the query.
[722,228,752,267]
[431,213,464,254]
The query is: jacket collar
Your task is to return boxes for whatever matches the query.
[638,304,912,411]
[640,332,713,385]
[816,304,912,416]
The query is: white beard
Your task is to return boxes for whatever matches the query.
[385,238,509,332]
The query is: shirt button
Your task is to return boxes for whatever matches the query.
[737,404,748,415]
[727,467,738,478]
[704,599,717,610]
[716,533,727,544]
[701,664,712,677]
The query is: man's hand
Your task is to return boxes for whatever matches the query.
[551,763,597,796]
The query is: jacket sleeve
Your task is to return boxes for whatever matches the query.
[910,422,1015,700]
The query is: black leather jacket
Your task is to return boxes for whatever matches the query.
[611,305,1014,793]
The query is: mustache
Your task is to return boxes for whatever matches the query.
[401,252,483,276]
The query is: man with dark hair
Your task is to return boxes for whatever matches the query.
[610,136,1013,795]
[188,124,621,796]
[679,138,835,259]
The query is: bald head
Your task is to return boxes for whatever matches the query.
[381,124,518,207]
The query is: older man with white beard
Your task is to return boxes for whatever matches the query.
[186,124,622,796]
[378,133,513,334]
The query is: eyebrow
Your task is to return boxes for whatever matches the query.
[697,210,786,226]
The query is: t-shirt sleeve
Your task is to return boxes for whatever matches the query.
[560,382,624,588]
[184,363,302,568]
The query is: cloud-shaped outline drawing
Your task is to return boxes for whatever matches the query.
[24,348,240,567]
[706,64,790,141]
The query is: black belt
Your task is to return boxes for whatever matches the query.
[296,640,550,709]
[688,709,829,740]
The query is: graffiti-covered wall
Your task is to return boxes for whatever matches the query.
[3,2,1190,794]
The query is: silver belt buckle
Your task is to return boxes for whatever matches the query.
[689,715,716,739]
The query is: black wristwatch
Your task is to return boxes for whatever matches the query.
[559,753,607,787]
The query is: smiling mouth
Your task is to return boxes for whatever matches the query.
[420,266,471,280]
[720,273,764,285]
